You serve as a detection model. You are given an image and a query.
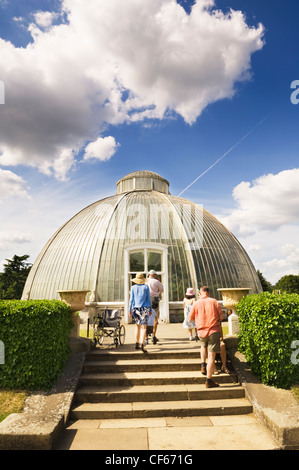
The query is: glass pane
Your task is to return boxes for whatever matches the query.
[130,251,144,271]
[148,251,162,272]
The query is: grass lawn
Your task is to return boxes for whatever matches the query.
[0,390,27,423]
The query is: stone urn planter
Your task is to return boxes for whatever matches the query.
[217,288,251,335]
[57,290,90,338]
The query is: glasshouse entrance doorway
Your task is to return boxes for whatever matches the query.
[124,243,169,323]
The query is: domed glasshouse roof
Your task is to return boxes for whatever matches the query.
[22,170,261,321]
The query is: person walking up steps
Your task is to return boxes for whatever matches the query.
[189,286,223,388]
[145,308,157,345]
[129,273,152,353]
[182,287,197,340]
[146,270,164,344]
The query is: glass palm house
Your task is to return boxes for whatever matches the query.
[22,171,262,322]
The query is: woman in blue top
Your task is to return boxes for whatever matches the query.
[129,273,152,353]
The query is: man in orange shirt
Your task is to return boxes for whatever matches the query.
[189,286,223,388]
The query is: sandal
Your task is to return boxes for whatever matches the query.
[221,366,230,374]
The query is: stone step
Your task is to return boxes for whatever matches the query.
[71,330,252,425]
[71,398,253,420]
[79,370,238,386]
[86,349,201,361]
[82,358,219,374]
[75,383,245,403]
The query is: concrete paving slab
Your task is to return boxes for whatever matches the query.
[55,427,149,450]
[67,419,101,429]
[209,413,257,426]
[99,418,167,428]
[147,423,279,450]
[166,416,213,427]
[55,415,279,450]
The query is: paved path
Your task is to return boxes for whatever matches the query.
[54,323,280,450]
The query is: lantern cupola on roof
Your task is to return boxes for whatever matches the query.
[116,170,169,195]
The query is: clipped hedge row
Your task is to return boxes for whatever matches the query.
[0,300,73,390]
[237,292,299,389]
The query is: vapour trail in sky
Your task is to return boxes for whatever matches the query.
[177,115,269,197]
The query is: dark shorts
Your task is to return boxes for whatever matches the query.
[198,331,221,352]
[150,296,160,318]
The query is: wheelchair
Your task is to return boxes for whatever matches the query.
[92,308,125,349]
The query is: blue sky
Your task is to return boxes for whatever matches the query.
[0,0,298,284]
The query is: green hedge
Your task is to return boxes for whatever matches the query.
[0,300,73,390]
[237,292,299,389]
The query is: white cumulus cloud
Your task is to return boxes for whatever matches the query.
[34,11,59,29]
[217,169,299,284]
[0,169,30,201]
[260,241,299,283]
[220,168,299,236]
[0,0,264,180]
[83,136,120,162]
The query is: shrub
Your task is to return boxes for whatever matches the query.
[237,292,299,389]
[274,274,299,294]
[0,300,72,390]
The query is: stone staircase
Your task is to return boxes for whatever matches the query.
[71,345,253,421]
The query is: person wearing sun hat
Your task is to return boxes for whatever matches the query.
[129,273,152,353]
[182,287,197,340]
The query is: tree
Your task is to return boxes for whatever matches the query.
[257,270,273,292]
[274,274,299,294]
[0,255,32,300]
